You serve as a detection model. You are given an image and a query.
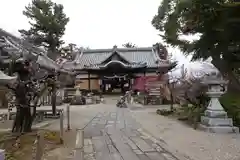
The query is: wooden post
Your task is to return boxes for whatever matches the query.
[60,110,64,144]
[74,129,84,160]
[88,72,91,91]
[35,132,44,160]
[51,71,57,115]
[67,105,70,131]
[7,108,11,120]
[51,84,57,115]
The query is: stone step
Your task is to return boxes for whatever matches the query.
[205,110,228,118]
[201,116,233,126]
[198,124,239,133]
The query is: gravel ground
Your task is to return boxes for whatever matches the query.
[7,97,239,160]
[131,108,240,160]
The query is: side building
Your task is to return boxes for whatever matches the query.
[62,44,176,94]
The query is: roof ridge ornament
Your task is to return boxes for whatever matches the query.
[74,48,84,65]
[113,45,118,52]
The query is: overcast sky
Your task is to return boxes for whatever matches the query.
[0,0,195,67]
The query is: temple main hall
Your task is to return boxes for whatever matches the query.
[61,43,176,95]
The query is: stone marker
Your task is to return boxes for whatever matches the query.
[75,129,84,160]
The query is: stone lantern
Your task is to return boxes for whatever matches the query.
[199,73,239,133]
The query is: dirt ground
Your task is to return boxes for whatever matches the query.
[0,130,62,160]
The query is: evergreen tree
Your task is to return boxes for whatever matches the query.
[152,0,240,92]
[19,0,69,60]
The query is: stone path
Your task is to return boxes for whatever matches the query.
[82,108,180,160]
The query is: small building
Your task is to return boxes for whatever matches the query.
[62,44,176,94]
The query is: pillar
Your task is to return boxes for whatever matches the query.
[88,72,90,91]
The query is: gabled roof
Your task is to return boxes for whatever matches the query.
[62,45,172,71]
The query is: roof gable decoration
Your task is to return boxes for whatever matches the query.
[99,60,147,68]
[73,49,84,65]
[99,45,130,65]
[101,51,130,65]
[152,48,160,63]
[151,47,169,63]
[153,43,169,61]
[83,61,147,70]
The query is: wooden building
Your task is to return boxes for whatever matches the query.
[62,44,176,94]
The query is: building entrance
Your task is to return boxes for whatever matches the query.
[101,74,131,94]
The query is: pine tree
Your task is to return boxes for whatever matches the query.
[19,0,69,60]
[152,0,240,92]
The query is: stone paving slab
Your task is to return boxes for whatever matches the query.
[81,108,182,160]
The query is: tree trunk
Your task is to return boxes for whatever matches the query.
[51,85,57,115]
[12,106,21,133]
[12,106,33,133]
[22,107,32,132]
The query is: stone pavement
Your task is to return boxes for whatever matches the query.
[82,108,182,160]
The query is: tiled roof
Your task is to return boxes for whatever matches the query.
[62,46,171,70]
[0,28,74,74]
[0,28,45,56]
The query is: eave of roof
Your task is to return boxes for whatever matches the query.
[83,61,147,70]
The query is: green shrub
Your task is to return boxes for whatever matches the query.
[220,92,240,128]
[156,109,173,116]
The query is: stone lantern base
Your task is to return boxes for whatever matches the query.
[199,109,239,133]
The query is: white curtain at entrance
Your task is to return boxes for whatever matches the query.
[103,74,128,79]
